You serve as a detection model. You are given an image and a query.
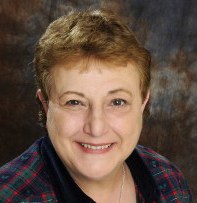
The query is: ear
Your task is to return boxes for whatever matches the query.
[36,89,48,114]
[141,89,150,113]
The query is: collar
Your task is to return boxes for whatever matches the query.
[126,148,160,202]
[41,135,160,203]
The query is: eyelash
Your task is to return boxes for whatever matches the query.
[111,99,127,106]
[65,99,128,107]
[66,100,83,106]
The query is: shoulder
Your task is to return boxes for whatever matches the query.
[136,145,174,168]
[0,138,56,202]
[136,145,193,202]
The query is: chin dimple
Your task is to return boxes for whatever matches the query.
[81,143,112,150]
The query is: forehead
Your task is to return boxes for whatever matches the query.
[52,58,140,77]
[50,59,141,95]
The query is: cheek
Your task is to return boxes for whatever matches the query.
[108,108,143,141]
[46,108,85,138]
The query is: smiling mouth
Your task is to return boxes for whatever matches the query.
[80,143,112,150]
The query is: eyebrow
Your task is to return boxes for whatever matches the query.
[59,91,86,99]
[108,88,133,97]
[59,88,132,99]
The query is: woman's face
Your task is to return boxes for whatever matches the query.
[45,59,149,182]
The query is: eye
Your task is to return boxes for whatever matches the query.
[111,99,127,106]
[66,100,81,106]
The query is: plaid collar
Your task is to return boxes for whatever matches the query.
[41,135,160,203]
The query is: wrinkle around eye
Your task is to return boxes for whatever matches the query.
[104,99,131,114]
[60,99,89,111]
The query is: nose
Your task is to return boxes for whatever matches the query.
[83,106,109,137]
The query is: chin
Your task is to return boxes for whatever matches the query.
[72,159,120,182]
[81,169,113,181]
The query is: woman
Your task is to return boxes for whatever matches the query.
[0,9,192,202]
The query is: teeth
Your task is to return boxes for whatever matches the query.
[81,143,111,150]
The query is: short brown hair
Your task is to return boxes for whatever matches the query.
[34,9,151,126]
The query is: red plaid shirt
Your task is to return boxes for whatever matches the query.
[0,136,193,202]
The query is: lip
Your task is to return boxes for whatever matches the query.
[78,142,113,146]
[76,142,115,154]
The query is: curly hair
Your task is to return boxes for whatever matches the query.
[34,9,151,126]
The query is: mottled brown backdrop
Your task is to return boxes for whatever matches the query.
[0,0,196,200]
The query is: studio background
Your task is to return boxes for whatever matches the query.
[0,0,196,200]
